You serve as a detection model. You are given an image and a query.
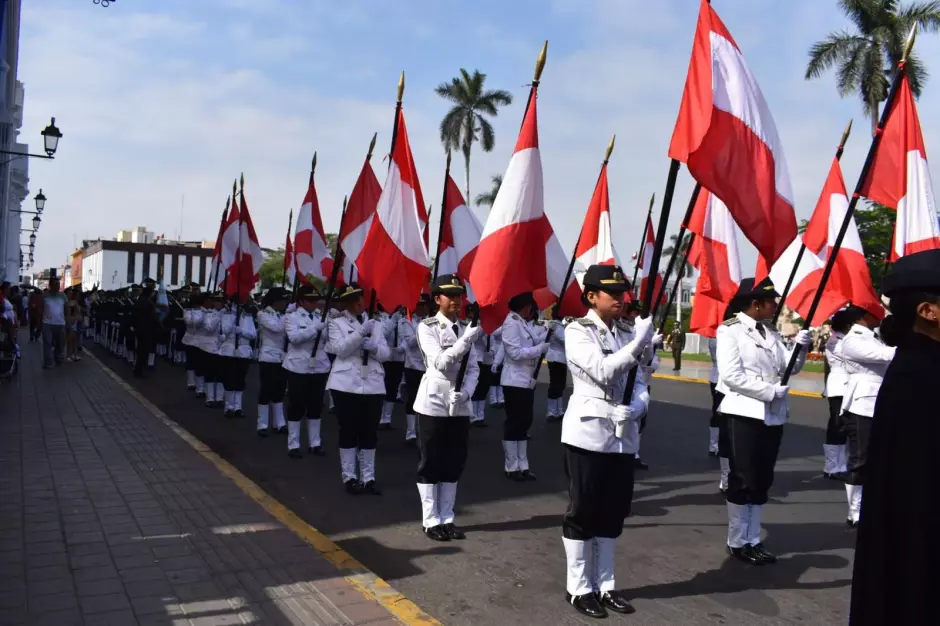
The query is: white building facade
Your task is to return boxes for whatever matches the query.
[81,232,215,292]
[0,0,26,283]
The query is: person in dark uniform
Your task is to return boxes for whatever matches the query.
[850,249,940,626]
[132,282,158,377]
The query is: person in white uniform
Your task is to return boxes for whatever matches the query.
[488,326,505,408]
[255,287,290,437]
[379,306,407,429]
[561,265,653,619]
[840,305,895,528]
[716,278,811,565]
[822,308,854,479]
[545,315,567,422]
[414,275,481,542]
[200,293,227,408]
[466,302,495,427]
[218,301,257,418]
[183,293,206,394]
[283,285,333,458]
[400,295,430,444]
[326,283,390,495]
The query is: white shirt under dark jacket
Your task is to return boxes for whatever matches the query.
[413,312,480,417]
[716,312,807,426]
[562,309,650,454]
[840,324,896,418]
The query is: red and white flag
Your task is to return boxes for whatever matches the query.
[637,215,666,308]
[861,72,940,259]
[436,174,482,301]
[294,173,335,284]
[283,222,296,287]
[226,192,264,303]
[208,206,230,288]
[339,157,382,282]
[355,110,431,311]
[469,86,564,332]
[687,190,742,337]
[219,195,240,291]
[669,0,796,265]
[532,216,571,313]
[553,160,620,318]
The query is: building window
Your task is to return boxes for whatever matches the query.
[142,252,151,281]
[198,256,207,286]
[126,251,136,284]
[184,255,193,285]
[171,254,179,285]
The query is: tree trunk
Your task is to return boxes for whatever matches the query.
[464,146,472,205]
[870,99,879,137]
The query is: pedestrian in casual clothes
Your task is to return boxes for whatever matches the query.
[41,278,67,368]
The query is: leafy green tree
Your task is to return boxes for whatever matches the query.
[474,174,502,208]
[805,0,940,133]
[854,201,896,290]
[436,70,512,202]
[258,248,286,289]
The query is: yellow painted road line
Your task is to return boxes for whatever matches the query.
[87,351,441,626]
[652,372,823,399]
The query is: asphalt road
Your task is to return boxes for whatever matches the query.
[93,345,854,626]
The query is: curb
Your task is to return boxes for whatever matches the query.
[87,351,441,626]
[652,372,823,398]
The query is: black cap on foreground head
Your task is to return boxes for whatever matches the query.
[432,274,466,296]
[733,277,779,301]
[508,291,535,312]
[263,287,291,306]
[582,264,631,293]
[296,284,323,301]
[335,282,364,302]
[882,249,940,297]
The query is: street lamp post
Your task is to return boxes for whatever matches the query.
[0,118,62,161]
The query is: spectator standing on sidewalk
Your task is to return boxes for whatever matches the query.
[0,282,15,325]
[27,288,42,341]
[65,288,83,362]
[42,278,67,368]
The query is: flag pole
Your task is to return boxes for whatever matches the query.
[234,175,245,350]
[652,182,702,318]
[308,194,349,361]
[209,199,229,292]
[456,41,547,393]
[433,152,451,282]
[657,233,696,332]
[281,208,294,288]
[782,25,917,384]
[622,158,682,405]
[531,133,614,380]
[772,119,854,325]
[630,193,655,293]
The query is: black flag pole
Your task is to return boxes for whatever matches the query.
[630,193,655,295]
[432,151,452,282]
[308,194,349,360]
[652,182,702,324]
[657,233,696,332]
[209,199,229,293]
[772,119,854,325]
[781,25,917,385]
[234,175,246,350]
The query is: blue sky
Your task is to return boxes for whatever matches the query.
[18,0,940,275]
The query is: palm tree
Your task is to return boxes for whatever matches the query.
[474,175,502,208]
[436,69,513,202]
[663,232,694,278]
[805,0,940,134]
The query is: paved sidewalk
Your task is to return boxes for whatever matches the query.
[0,342,408,626]
[655,361,825,395]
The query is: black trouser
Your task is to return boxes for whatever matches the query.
[134,334,153,375]
[285,372,328,421]
[417,414,470,484]
[223,356,251,391]
[709,383,721,428]
[202,352,221,384]
[547,362,567,400]
[403,368,424,415]
[471,364,492,402]
[503,386,535,441]
[713,387,730,457]
[185,345,198,373]
[843,411,872,486]
[563,444,635,540]
[725,413,783,505]
[332,390,383,450]
[258,362,288,405]
[826,396,847,445]
[383,361,405,402]
[672,350,682,371]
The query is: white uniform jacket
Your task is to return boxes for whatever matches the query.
[824,332,847,399]
[716,312,807,425]
[546,320,566,364]
[256,307,286,364]
[283,308,331,375]
[218,311,257,359]
[413,312,480,417]
[562,309,649,454]
[708,337,718,384]
[383,313,407,363]
[182,308,201,348]
[201,309,224,355]
[400,316,426,371]
[840,324,895,418]
[500,313,544,389]
[326,311,390,395]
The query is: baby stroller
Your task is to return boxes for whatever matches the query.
[0,314,19,383]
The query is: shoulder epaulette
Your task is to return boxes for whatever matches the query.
[575,317,595,327]
[422,317,437,326]
[722,318,740,326]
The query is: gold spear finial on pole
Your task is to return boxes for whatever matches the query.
[312,152,317,174]
[840,119,853,147]
[397,71,405,104]
[367,132,378,159]
[604,134,616,162]
[902,24,917,64]
[534,40,548,83]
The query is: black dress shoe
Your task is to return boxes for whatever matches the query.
[310,446,325,457]
[828,471,850,482]
[709,450,719,457]
[257,429,268,438]
[405,438,417,447]
[345,479,362,495]
[378,423,393,431]
[634,458,649,470]
[361,480,382,495]
[442,523,465,540]
[472,421,488,428]
[423,525,450,542]
[750,543,777,563]
[504,470,524,481]
[224,410,234,419]
[195,391,205,398]
[288,448,303,459]
[599,591,636,614]
[520,469,537,481]
[276,426,288,435]
[234,409,244,418]
[565,592,607,619]
[186,385,195,391]
[846,519,858,529]
[727,544,765,565]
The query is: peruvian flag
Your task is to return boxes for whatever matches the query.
[553,159,620,318]
[532,217,571,313]
[637,215,666,308]
[436,174,482,300]
[225,192,264,303]
[688,190,742,337]
[283,222,296,286]
[469,86,565,332]
[219,195,240,292]
[208,206,229,288]
[355,110,431,311]
[294,172,336,284]
[861,72,940,259]
[669,0,796,265]
[339,156,382,282]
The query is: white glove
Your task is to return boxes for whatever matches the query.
[448,390,468,405]
[359,319,375,336]
[773,384,788,399]
[609,404,632,425]
[651,332,664,349]
[627,316,655,357]
[461,324,483,344]
[794,329,811,347]
[539,342,550,356]
[363,337,378,352]
[491,363,499,374]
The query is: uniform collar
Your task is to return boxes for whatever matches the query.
[586,308,614,331]
[736,312,760,330]
[435,311,459,328]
